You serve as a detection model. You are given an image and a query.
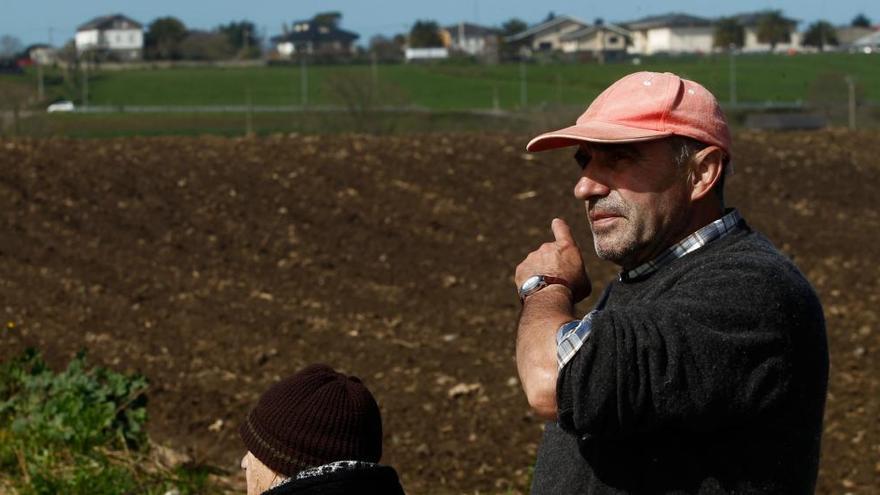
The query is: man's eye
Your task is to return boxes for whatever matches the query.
[611,152,633,163]
[574,151,591,170]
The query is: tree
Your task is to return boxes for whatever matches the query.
[0,35,23,58]
[145,17,187,60]
[369,35,404,62]
[179,31,235,60]
[500,18,528,38]
[756,11,792,51]
[218,21,260,58]
[498,18,529,61]
[713,17,744,49]
[851,13,871,28]
[408,20,443,48]
[803,21,839,51]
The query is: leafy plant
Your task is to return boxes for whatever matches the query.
[0,348,214,495]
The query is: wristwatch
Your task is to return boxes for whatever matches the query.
[519,275,571,303]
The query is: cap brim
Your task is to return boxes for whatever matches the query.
[526,121,673,152]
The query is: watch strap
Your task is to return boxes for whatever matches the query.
[519,275,572,303]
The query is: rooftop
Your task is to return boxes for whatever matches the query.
[78,14,142,32]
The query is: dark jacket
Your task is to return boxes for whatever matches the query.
[264,464,405,495]
[532,222,829,494]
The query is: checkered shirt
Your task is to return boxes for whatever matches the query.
[556,208,743,369]
[621,209,743,281]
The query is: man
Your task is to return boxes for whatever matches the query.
[514,72,828,494]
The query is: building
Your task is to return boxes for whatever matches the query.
[836,26,876,50]
[442,22,498,57]
[75,14,143,60]
[505,15,588,54]
[624,13,714,55]
[22,44,57,65]
[734,12,801,52]
[559,23,630,60]
[273,19,359,57]
[851,30,880,53]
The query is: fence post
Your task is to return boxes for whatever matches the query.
[245,88,254,136]
[37,63,45,100]
[300,56,309,107]
[845,76,856,130]
[728,45,737,107]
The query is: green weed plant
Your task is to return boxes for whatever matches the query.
[0,349,212,494]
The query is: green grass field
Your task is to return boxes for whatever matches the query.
[6,53,879,110]
[1,53,877,137]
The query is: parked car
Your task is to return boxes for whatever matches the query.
[47,100,75,113]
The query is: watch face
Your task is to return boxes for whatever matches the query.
[521,275,543,293]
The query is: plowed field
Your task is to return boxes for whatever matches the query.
[1,130,878,493]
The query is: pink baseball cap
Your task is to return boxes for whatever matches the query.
[526,71,731,160]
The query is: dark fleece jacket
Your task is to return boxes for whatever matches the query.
[532,221,829,494]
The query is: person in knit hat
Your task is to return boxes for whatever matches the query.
[239,364,405,494]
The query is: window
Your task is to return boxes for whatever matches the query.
[609,36,619,44]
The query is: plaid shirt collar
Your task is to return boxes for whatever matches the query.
[620,208,743,282]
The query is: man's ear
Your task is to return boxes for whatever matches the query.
[689,146,724,201]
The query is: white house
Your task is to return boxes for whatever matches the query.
[735,12,801,52]
[624,13,714,55]
[836,26,875,49]
[442,22,498,57]
[851,30,880,53]
[505,15,589,54]
[24,44,57,65]
[559,23,630,60]
[75,14,143,60]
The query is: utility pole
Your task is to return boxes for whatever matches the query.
[243,26,250,57]
[81,52,89,107]
[845,76,856,130]
[371,51,378,87]
[728,44,737,107]
[519,59,527,108]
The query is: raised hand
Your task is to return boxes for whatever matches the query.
[515,218,592,303]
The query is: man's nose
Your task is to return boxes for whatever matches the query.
[574,172,610,201]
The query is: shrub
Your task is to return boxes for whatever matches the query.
[0,349,212,494]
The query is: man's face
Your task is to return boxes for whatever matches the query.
[242,451,279,495]
[573,139,693,269]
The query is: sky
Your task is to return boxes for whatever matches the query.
[2,0,878,48]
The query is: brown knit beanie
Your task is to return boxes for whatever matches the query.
[239,364,383,476]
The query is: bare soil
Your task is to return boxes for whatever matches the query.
[1,130,878,493]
